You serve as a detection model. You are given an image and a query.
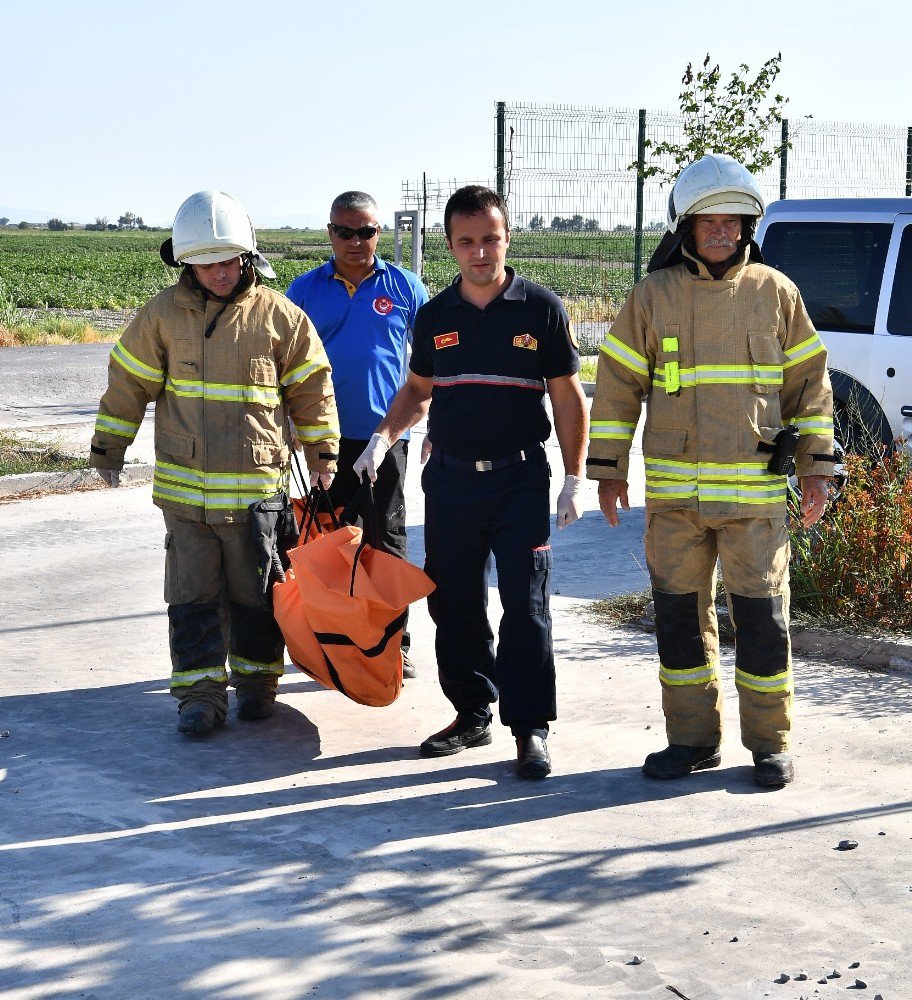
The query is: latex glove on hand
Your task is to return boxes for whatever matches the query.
[353,433,391,483]
[97,469,121,488]
[556,474,584,529]
[420,434,433,464]
[309,471,335,490]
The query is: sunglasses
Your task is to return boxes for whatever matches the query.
[328,222,380,240]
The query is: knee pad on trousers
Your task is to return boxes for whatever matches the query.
[168,601,225,671]
[653,590,704,670]
[229,601,285,666]
[729,593,788,677]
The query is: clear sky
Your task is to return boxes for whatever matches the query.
[1,0,908,228]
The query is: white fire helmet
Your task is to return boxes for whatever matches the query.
[666,154,765,233]
[170,190,275,279]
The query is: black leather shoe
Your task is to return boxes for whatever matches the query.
[177,702,224,737]
[516,735,551,779]
[402,651,417,680]
[237,696,275,721]
[420,717,492,757]
[753,751,794,787]
[642,743,721,779]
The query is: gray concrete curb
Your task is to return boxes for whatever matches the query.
[0,463,153,498]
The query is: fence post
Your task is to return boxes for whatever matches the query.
[496,102,506,199]
[633,109,646,283]
[906,127,912,196]
[779,119,789,201]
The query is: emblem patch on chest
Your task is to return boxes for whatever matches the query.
[513,333,538,350]
[372,296,394,315]
[434,332,460,350]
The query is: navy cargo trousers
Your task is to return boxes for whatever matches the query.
[421,445,556,736]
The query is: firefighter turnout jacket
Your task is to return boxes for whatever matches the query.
[90,270,339,524]
[586,247,835,510]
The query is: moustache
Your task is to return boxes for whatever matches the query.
[701,238,736,249]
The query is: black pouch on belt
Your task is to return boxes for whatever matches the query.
[249,490,301,607]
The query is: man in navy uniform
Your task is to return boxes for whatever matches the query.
[354,185,588,778]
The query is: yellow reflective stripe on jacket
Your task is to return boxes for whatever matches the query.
[165,378,281,406]
[645,458,788,504]
[600,334,650,377]
[783,334,825,368]
[229,653,285,677]
[654,364,783,389]
[153,461,286,510]
[95,413,141,438]
[735,666,792,693]
[170,665,229,687]
[111,342,165,384]
[659,662,719,686]
[294,421,341,443]
[589,420,637,441]
[282,353,329,388]
[794,414,834,435]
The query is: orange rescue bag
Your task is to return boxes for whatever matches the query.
[273,481,435,707]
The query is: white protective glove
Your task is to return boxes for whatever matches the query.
[556,474,584,529]
[309,471,335,490]
[97,468,121,488]
[353,433,391,483]
[420,434,433,464]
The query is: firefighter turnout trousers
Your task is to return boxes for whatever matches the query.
[422,446,556,735]
[163,510,285,720]
[644,510,792,753]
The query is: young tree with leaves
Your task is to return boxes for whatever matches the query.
[634,53,789,182]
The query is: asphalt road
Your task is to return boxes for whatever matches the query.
[0,343,113,430]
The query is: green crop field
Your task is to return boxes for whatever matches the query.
[0,226,659,321]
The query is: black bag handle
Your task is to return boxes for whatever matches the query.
[300,480,341,544]
[340,475,380,596]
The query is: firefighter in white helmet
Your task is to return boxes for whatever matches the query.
[587,154,836,787]
[90,190,339,736]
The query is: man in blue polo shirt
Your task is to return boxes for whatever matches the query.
[286,192,428,677]
[354,186,588,779]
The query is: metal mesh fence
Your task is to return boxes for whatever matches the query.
[401,105,911,353]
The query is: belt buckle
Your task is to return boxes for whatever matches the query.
[475,459,493,472]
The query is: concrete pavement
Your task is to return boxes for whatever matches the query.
[2,420,912,999]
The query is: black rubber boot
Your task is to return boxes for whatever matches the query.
[178,701,223,737]
[643,743,721,779]
[753,751,794,787]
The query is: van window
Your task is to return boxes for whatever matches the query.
[887,225,912,336]
[761,222,891,333]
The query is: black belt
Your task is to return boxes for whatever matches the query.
[435,445,540,473]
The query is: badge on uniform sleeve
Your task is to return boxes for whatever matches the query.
[513,333,538,351]
[373,296,394,315]
[567,321,579,349]
[434,332,459,349]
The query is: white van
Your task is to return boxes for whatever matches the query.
[756,198,912,452]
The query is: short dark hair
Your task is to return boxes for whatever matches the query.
[330,191,378,217]
[444,185,509,238]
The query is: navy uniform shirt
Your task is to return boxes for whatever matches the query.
[410,267,580,461]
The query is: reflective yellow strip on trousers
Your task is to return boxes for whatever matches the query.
[735,667,792,694]
[229,654,285,677]
[659,663,719,686]
[171,666,229,687]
